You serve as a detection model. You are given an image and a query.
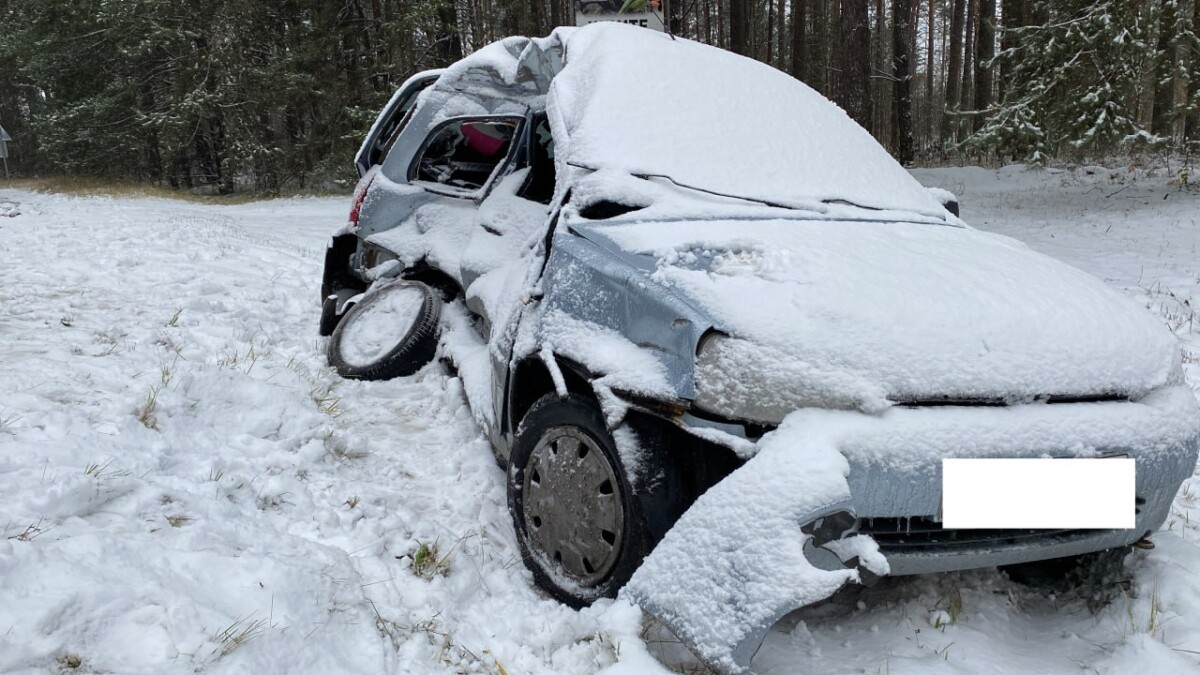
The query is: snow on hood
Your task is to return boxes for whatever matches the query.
[588,218,1183,411]
[549,23,945,218]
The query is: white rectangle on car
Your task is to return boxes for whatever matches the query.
[942,458,1135,529]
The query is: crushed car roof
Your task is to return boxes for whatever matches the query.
[429,23,945,218]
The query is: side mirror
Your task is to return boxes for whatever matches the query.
[926,187,960,217]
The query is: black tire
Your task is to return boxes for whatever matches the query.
[327,281,440,380]
[508,393,673,608]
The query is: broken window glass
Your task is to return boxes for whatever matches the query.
[413,119,519,192]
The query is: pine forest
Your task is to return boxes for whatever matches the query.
[2,0,1199,192]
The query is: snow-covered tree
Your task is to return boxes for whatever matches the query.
[965,0,1164,160]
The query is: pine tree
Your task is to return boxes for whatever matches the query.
[965,0,1163,160]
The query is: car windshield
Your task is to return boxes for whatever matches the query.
[549,24,945,219]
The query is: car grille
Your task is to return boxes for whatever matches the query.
[893,393,1127,407]
[857,516,1106,552]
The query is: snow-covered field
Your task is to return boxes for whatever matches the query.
[1,165,1198,674]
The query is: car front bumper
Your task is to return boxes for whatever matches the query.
[836,386,1200,575]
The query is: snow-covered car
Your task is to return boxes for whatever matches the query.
[319,23,1199,671]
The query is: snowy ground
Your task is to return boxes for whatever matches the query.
[1,165,1198,674]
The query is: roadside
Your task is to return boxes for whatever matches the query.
[0,164,1197,674]
[749,166,1200,675]
[3,176,348,205]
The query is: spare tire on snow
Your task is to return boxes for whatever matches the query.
[327,280,441,380]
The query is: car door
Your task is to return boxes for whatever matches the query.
[463,112,557,450]
[354,113,527,282]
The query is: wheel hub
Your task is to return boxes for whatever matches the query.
[523,426,624,587]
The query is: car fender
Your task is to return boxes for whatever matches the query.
[536,229,714,401]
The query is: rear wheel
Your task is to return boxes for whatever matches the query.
[327,281,440,380]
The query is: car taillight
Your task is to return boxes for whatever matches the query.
[348,169,378,230]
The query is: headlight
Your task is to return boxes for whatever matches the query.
[694,333,794,425]
[694,333,881,423]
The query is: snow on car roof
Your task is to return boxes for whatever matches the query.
[550,23,946,217]
[415,24,946,217]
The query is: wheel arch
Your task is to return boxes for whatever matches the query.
[401,261,463,302]
[505,353,745,528]
[507,353,594,437]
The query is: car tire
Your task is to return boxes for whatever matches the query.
[508,393,671,608]
[327,281,441,380]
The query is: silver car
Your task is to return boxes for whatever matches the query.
[319,22,1198,646]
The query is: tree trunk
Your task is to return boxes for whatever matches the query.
[766,0,775,63]
[893,0,914,164]
[776,0,787,67]
[717,0,727,49]
[791,0,808,80]
[974,0,995,132]
[1137,1,1161,132]
[875,0,890,145]
[810,0,828,93]
[551,0,563,29]
[704,0,714,44]
[806,0,825,92]
[961,0,976,129]
[999,0,1024,102]
[946,0,966,140]
[1154,0,1176,137]
[669,0,684,34]
[730,0,750,55]
[1185,0,1195,138]
[926,0,936,148]
[435,1,463,66]
[837,0,872,127]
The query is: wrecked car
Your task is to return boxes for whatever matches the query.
[319,23,1200,673]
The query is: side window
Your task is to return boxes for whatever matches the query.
[357,73,440,175]
[519,115,556,205]
[374,94,423,162]
[411,119,520,194]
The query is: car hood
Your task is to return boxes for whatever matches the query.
[574,217,1182,412]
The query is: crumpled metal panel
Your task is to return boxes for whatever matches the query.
[540,227,713,399]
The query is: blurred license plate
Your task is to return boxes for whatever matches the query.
[942,458,1135,529]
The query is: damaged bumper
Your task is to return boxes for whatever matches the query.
[629,386,1198,674]
[841,387,1199,575]
[621,424,884,675]
[682,384,1200,576]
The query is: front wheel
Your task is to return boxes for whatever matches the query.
[508,393,662,607]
